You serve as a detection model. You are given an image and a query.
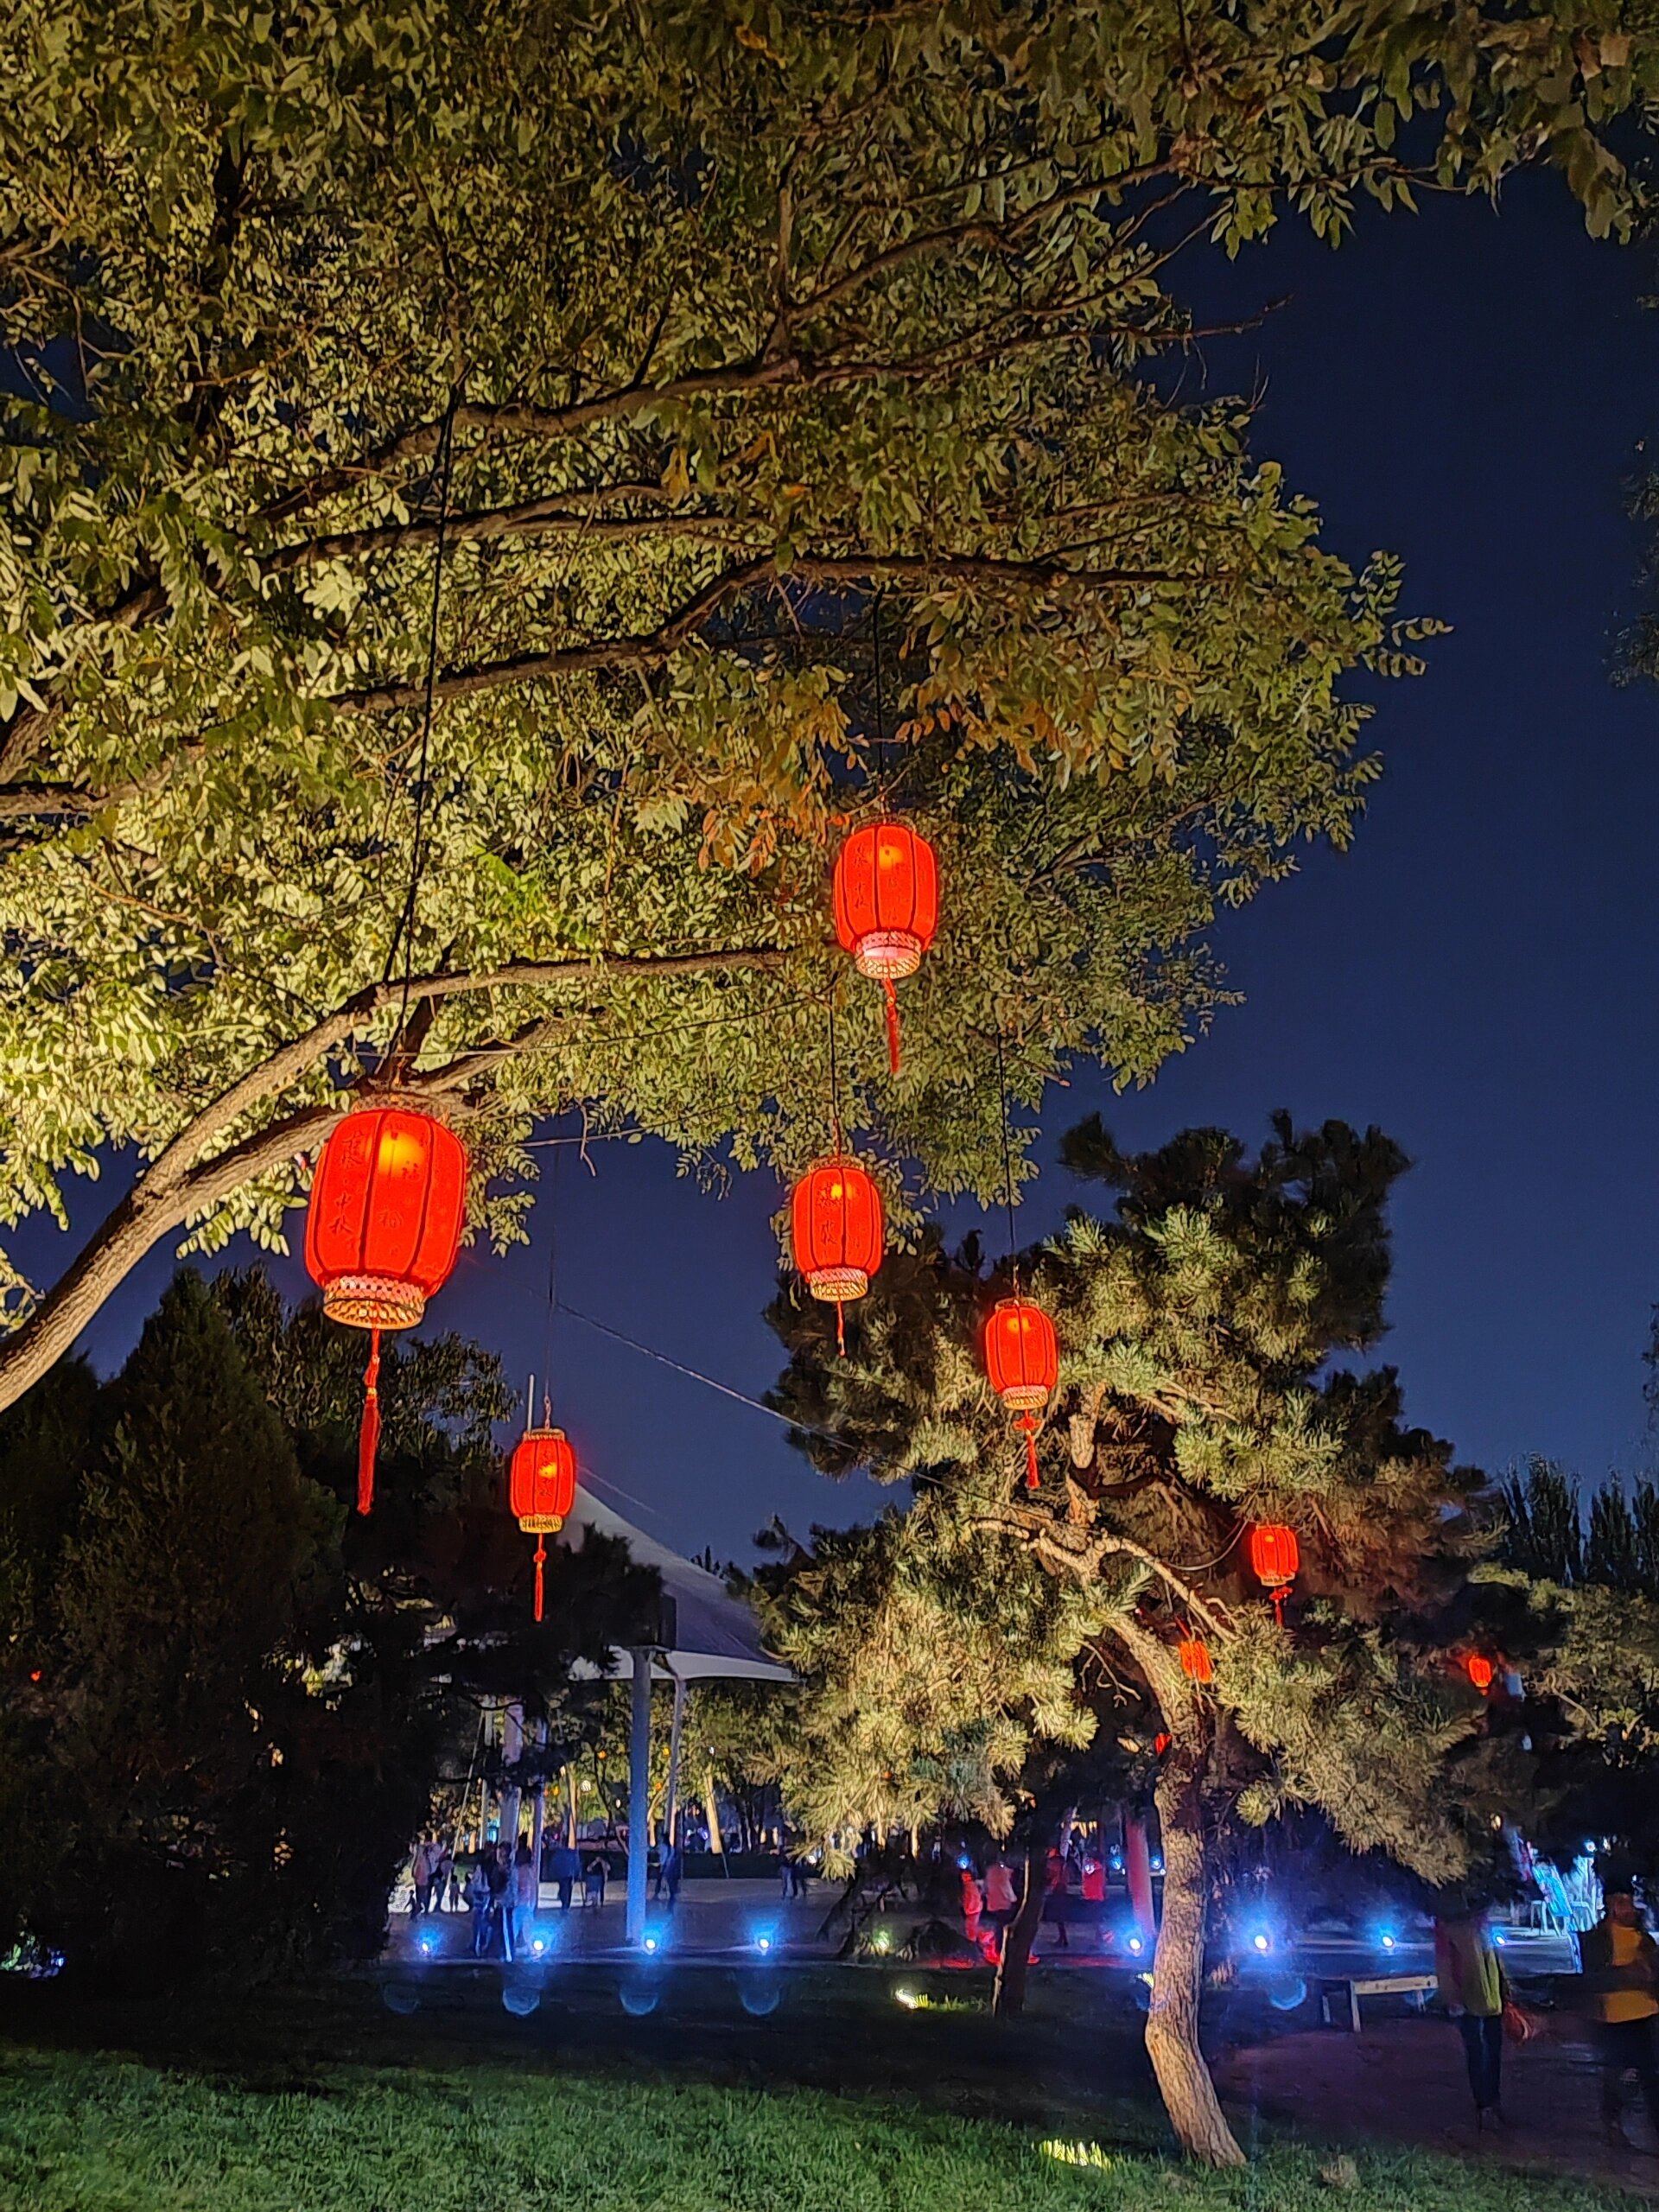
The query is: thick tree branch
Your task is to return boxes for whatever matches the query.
[971,1503,1230,1639]
[265,498,752,572]
[0,943,786,1420]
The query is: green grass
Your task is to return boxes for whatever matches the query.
[0,2034,1639,2212]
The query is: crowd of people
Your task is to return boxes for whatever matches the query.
[1434,1882,1659,2146]
[405,1832,615,1959]
[957,1840,1109,1962]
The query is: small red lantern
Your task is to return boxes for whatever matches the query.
[1465,1653,1495,1693]
[1179,1637,1214,1686]
[1249,1522,1300,1623]
[511,1425,577,1623]
[833,821,938,1074]
[983,1295,1058,1491]
[305,1104,467,1514]
[1153,1732,1172,1757]
[791,1156,884,1354]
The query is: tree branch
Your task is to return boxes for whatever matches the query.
[971,1503,1230,1639]
[331,550,1193,713]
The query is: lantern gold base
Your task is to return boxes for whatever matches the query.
[808,1267,869,1303]
[998,1384,1049,1412]
[324,1275,427,1330]
[853,931,923,982]
[518,1513,568,1535]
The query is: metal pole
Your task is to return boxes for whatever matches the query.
[502,1700,524,1847]
[664,1670,687,1850]
[626,1650,653,1943]
[529,1719,548,1901]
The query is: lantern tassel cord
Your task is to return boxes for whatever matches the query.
[836,1300,846,1358]
[533,1536,547,1624]
[1018,1413,1040,1491]
[882,978,902,1075]
[1272,1585,1288,1627]
[357,1328,382,1516]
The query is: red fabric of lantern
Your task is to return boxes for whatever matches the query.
[1179,1637,1214,1686]
[1465,1653,1495,1693]
[832,822,938,1073]
[983,1296,1058,1491]
[306,1105,467,1514]
[1249,1522,1300,1623]
[511,1427,577,1622]
[791,1157,884,1353]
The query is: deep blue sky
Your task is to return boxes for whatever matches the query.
[31,175,1659,1562]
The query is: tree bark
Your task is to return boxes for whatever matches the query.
[991,1844,1048,2018]
[1145,1751,1244,2167]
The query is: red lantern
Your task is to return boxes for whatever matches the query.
[983,1296,1058,1491]
[511,1427,577,1623]
[305,1104,467,1514]
[1153,1732,1172,1757]
[1179,1637,1214,1686]
[791,1156,884,1354]
[833,821,938,1074]
[1249,1522,1300,1623]
[1465,1653,1495,1693]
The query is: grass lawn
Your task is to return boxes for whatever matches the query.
[0,1972,1641,2212]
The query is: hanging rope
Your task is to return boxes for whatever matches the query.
[385,380,463,1033]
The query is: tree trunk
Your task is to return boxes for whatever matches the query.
[992,1845,1047,2018]
[1145,1753,1244,2167]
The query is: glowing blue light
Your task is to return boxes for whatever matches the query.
[754,1935,772,1955]
[642,1934,659,1954]
[1149,1856,1164,1872]
[417,1931,438,1955]
[1251,1932,1271,1954]
[531,1936,547,1955]
[1493,1933,1508,1948]
[1127,1935,1144,1955]
[1379,1932,1396,1951]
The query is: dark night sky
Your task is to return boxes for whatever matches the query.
[29,174,1659,1564]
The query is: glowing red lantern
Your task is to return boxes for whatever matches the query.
[1249,1522,1300,1623]
[305,1104,467,1514]
[1179,1637,1214,1686]
[983,1296,1058,1491]
[833,821,938,1074]
[510,1426,577,1622]
[1465,1653,1495,1693]
[791,1156,884,1353]
[1153,1732,1172,1757]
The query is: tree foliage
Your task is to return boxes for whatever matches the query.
[0,0,1647,1399]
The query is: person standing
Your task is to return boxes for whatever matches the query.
[486,1842,512,1960]
[1580,1882,1659,2147]
[431,1839,454,1914]
[659,1840,683,1910]
[959,1863,984,1950]
[408,1836,432,1915]
[465,1858,492,1956]
[984,1853,1017,1936]
[1043,1842,1071,1952]
[1435,1906,1508,2127]
[552,1834,580,1911]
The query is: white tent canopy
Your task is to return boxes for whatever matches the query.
[563,1483,792,1938]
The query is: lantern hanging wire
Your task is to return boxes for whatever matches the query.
[869,598,905,1072]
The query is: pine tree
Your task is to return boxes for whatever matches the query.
[768,1115,1495,2166]
[27,1272,327,1982]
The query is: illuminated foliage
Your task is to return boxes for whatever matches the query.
[0,0,1639,1396]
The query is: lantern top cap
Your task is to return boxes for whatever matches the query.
[517,1424,569,1443]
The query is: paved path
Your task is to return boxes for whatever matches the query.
[1218,2012,1659,2198]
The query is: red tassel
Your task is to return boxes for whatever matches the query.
[1272,1586,1287,1627]
[882,976,901,1075]
[836,1300,847,1358]
[1020,1413,1039,1490]
[356,1328,382,1516]
[533,1536,546,1624]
